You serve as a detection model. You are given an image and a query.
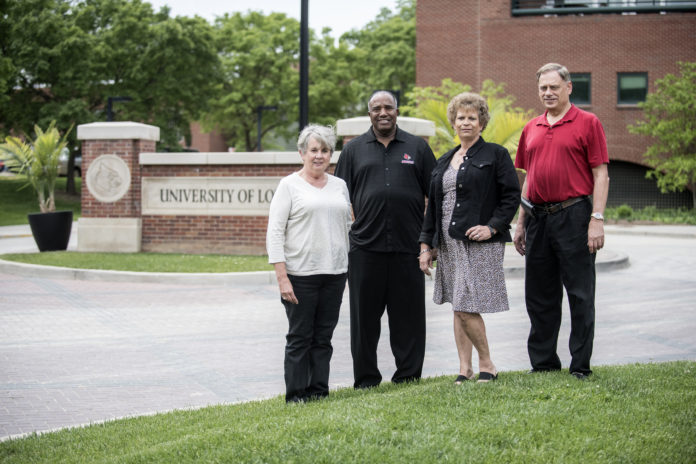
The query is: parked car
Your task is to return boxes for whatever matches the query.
[58,148,82,177]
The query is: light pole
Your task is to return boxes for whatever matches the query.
[106,96,132,122]
[299,0,309,132]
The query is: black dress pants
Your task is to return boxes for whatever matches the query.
[282,273,347,402]
[348,249,426,388]
[524,198,596,375]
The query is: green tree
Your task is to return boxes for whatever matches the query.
[201,8,401,152]
[72,0,221,148]
[1,0,220,191]
[308,30,364,131]
[628,61,696,208]
[340,0,416,113]
[402,78,532,157]
[1,0,96,193]
[201,11,300,152]
[0,0,95,137]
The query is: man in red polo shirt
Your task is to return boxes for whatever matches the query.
[513,63,610,380]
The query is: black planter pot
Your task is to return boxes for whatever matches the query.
[27,210,74,252]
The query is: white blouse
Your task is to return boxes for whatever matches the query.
[266,172,352,276]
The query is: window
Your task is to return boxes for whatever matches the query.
[617,72,648,105]
[511,1,695,16]
[570,73,591,105]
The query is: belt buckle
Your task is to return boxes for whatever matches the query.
[547,203,562,214]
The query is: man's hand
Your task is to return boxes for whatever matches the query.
[587,218,605,254]
[513,223,526,256]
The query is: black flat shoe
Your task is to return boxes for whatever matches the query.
[454,374,470,384]
[477,371,498,383]
[570,371,590,380]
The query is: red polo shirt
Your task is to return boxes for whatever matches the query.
[515,105,609,204]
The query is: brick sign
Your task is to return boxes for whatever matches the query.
[141,177,281,216]
[77,119,433,254]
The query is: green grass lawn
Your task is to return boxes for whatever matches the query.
[0,176,82,226]
[0,362,694,463]
[0,251,273,273]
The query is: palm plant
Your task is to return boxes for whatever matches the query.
[403,79,532,159]
[0,122,72,213]
[415,99,457,156]
[482,98,532,162]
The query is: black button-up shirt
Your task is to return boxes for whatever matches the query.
[335,126,436,254]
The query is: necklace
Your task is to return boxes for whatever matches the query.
[451,149,468,168]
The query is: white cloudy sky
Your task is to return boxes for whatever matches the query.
[146,0,399,38]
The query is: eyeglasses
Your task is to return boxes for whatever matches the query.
[368,105,397,114]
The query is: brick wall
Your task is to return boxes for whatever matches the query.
[188,122,229,153]
[141,215,272,255]
[416,0,696,165]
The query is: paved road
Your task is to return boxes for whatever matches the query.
[1,225,695,440]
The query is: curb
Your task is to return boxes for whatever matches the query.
[0,259,277,285]
[503,249,630,279]
[604,227,696,239]
[0,249,630,285]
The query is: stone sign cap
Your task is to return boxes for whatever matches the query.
[77,121,160,141]
[336,116,436,137]
[139,151,341,165]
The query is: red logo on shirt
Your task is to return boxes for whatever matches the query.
[401,153,414,164]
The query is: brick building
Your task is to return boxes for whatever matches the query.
[416,0,696,208]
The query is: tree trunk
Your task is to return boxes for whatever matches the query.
[65,148,79,195]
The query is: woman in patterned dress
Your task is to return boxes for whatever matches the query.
[418,93,520,383]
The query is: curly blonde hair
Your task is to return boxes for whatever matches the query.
[447,92,490,131]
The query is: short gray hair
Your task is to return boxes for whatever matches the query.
[536,63,571,83]
[297,124,337,154]
[367,90,398,111]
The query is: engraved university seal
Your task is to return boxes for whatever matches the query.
[85,154,131,203]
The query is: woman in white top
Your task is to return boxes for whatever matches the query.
[266,124,352,403]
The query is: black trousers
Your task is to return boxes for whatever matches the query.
[281,273,347,402]
[348,249,426,388]
[524,198,596,375]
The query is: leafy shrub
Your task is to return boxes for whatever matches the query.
[604,205,696,224]
[615,204,634,219]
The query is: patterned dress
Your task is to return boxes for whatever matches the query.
[433,165,510,313]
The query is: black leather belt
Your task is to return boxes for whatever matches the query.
[533,196,588,215]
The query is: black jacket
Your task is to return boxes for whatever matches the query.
[419,137,520,249]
